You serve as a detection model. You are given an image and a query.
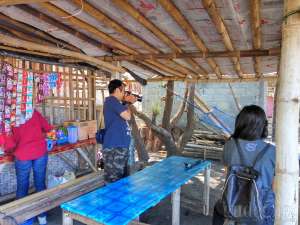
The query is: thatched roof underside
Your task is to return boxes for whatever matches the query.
[0,0,282,81]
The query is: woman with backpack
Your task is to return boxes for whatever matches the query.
[213,105,275,225]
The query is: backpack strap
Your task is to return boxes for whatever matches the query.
[234,138,247,165]
[252,143,270,167]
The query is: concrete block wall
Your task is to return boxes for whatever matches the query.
[142,81,266,127]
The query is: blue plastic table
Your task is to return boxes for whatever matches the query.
[61,156,211,225]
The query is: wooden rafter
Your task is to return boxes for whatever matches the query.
[99,48,280,61]
[0,0,53,6]
[250,0,262,78]
[111,0,208,78]
[0,33,124,72]
[202,0,243,78]
[0,23,62,49]
[148,75,277,83]
[39,2,185,77]
[16,5,176,78]
[0,45,64,58]
[70,0,197,77]
[0,13,81,52]
[17,5,112,53]
[158,0,223,78]
[130,61,169,77]
[40,2,135,54]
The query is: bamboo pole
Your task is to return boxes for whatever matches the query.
[158,0,223,78]
[39,3,184,77]
[111,0,208,77]
[275,0,300,224]
[250,0,262,78]
[202,0,243,78]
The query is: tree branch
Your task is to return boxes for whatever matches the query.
[162,81,174,132]
[177,83,195,152]
[129,108,149,162]
[130,105,178,156]
[170,83,189,127]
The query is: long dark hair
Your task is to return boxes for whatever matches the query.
[232,105,268,141]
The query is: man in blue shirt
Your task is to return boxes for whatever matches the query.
[102,79,136,183]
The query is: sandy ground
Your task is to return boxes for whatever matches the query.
[31,155,226,225]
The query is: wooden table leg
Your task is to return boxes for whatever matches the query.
[203,165,211,216]
[62,210,73,225]
[172,187,181,225]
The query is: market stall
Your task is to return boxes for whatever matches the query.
[0,56,108,202]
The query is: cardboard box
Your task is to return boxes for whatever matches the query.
[64,120,97,141]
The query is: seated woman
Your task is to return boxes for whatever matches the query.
[4,109,53,225]
[213,105,275,225]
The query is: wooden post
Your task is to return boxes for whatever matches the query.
[275,1,300,224]
[69,68,75,120]
[75,70,79,120]
[172,187,181,225]
[62,211,73,225]
[75,148,97,172]
[63,67,68,120]
[87,72,93,120]
[203,165,211,216]
[49,65,54,124]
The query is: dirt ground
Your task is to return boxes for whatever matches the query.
[34,154,226,225]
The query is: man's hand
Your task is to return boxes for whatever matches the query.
[123,94,137,104]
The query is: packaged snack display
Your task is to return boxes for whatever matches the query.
[0,63,63,136]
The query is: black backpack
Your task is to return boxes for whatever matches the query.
[221,139,270,223]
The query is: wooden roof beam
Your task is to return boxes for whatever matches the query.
[70,0,198,78]
[0,13,81,52]
[0,44,65,58]
[0,23,58,47]
[16,5,178,77]
[250,0,262,78]
[148,75,277,83]
[111,0,208,78]
[202,0,243,78]
[0,0,54,6]
[99,48,280,61]
[39,2,185,77]
[70,0,157,54]
[158,0,223,78]
[0,33,124,72]
[39,2,135,54]
[16,5,112,53]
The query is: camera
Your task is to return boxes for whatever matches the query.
[125,91,143,102]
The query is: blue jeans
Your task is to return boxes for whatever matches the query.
[15,154,48,225]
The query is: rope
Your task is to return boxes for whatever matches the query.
[61,0,84,19]
[282,8,300,22]
[161,85,233,134]
[161,85,206,113]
